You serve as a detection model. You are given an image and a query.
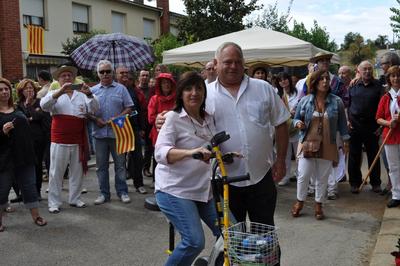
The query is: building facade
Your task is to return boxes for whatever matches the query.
[0,0,180,81]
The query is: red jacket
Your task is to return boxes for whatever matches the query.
[148,73,176,146]
[376,92,400,144]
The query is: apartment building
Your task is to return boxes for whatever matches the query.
[0,0,181,81]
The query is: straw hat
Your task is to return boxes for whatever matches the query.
[248,63,269,77]
[310,51,333,63]
[52,65,78,80]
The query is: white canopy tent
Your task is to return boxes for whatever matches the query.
[162,27,340,68]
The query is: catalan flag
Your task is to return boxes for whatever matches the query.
[110,115,135,154]
[28,25,44,54]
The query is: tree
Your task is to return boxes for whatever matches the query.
[341,32,363,50]
[374,35,389,49]
[290,20,311,41]
[347,35,376,65]
[289,20,337,52]
[177,0,261,43]
[308,21,338,52]
[152,33,183,65]
[248,0,293,32]
[61,30,106,56]
[390,0,400,37]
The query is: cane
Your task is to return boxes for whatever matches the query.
[358,128,392,192]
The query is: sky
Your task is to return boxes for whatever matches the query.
[144,0,397,46]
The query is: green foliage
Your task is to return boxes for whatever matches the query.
[61,29,107,56]
[177,0,261,44]
[374,35,389,49]
[152,33,183,64]
[341,32,363,50]
[248,0,293,33]
[347,35,376,65]
[289,20,337,52]
[150,33,195,77]
[390,0,400,37]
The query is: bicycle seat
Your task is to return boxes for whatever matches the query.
[144,196,160,211]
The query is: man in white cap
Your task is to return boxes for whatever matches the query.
[40,65,99,213]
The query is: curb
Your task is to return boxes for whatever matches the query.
[370,207,400,266]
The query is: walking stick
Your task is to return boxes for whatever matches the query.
[358,128,392,192]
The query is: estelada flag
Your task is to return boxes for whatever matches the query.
[27,25,44,54]
[110,115,135,154]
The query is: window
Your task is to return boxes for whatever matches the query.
[21,0,44,27]
[170,25,179,36]
[72,3,89,33]
[143,19,155,41]
[112,12,125,33]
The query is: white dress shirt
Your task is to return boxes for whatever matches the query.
[206,75,290,186]
[155,109,216,202]
[40,89,99,118]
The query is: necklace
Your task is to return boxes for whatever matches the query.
[188,115,213,141]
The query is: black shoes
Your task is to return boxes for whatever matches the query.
[350,186,359,194]
[387,199,400,208]
[371,185,382,193]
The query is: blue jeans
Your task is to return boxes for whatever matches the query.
[155,191,220,266]
[95,138,128,199]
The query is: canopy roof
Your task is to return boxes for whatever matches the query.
[163,27,340,68]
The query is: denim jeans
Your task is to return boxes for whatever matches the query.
[155,191,220,266]
[0,164,39,210]
[95,138,128,199]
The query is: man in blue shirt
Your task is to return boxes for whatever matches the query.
[91,60,134,204]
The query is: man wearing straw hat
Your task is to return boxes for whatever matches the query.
[40,65,99,213]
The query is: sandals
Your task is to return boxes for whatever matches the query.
[34,216,47,227]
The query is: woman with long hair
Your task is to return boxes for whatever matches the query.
[0,77,47,231]
[291,70,349,220]
[276,72,300,186]
[16,79,51,199]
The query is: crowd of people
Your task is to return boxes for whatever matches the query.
[0,41,400,265]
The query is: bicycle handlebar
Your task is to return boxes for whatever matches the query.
[226,173,250,184]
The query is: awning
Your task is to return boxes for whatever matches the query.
[27,55,69,65]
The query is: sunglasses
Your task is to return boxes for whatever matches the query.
[99,70,112,75]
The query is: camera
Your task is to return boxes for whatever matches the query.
[71,84,83,90]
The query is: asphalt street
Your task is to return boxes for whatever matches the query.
[0,158,388,266]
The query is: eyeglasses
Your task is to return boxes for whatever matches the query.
[99,70,112,75]
[205,68,213,71]
[381,61,389,65]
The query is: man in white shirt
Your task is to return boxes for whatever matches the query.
[41,65,99,213]
[157,43,289,225]
[206,42,290,226]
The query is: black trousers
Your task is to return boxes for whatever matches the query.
[348,128,381,187]
[127,131,144,188]
[229,169,277,226]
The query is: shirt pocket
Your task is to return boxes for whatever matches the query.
[110,95,123,109]
[247,100,269,127]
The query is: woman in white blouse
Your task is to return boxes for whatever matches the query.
[154,71,220,266]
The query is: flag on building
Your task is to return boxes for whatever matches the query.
[110,115,135,154]
[27,25,44,54]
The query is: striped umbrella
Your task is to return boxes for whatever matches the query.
[71,33,154,70]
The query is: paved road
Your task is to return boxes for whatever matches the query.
[0,159,388,266]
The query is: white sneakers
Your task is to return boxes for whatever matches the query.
[69,200,87,208]
[94,195,107,205]
[120,194,131,203]
[136,186,147,194]
[278,178,290,186]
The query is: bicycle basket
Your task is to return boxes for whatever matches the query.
[224,221,279,266]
